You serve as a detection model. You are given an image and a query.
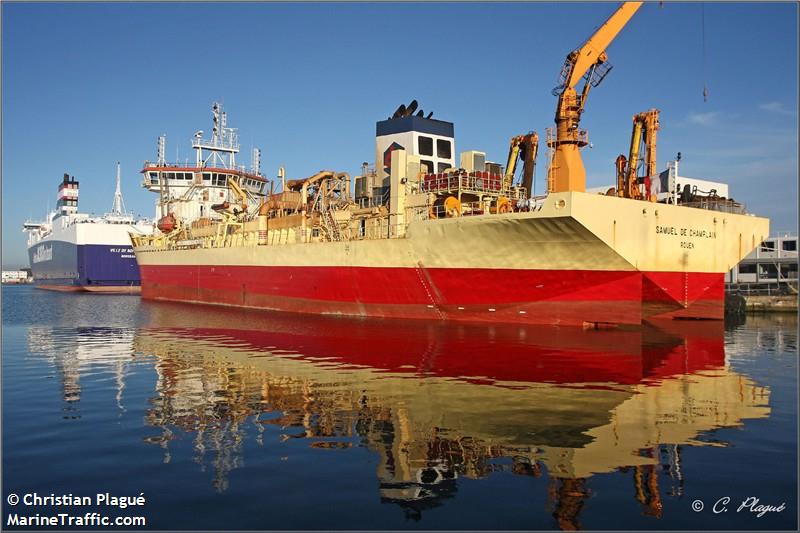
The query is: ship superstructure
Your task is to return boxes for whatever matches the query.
[24,165,152,292]
[141,102,267,228]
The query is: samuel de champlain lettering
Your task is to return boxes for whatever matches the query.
[656,225,717,240]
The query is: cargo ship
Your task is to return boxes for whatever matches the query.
[24,164,153,292]
[131,3,769,326]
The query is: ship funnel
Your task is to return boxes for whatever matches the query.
[392,104,406,119]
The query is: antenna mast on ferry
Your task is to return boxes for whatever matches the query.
[111,162,126,215]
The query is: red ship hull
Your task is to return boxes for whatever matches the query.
[140,264,724,326]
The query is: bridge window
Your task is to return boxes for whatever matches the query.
[202,173,211,181]
[418,136,433,156]
[782,240,797,251]
[149,172,159,184]
[760,241,775,252]
[437,139,451,159]
[738,263,757,274]
[758,264,778,279]
[420,160,433,174]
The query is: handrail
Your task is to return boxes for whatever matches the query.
[681,197,746,214]
[191,138,239,151]
[420,172,526,200]
[142,161,263,179]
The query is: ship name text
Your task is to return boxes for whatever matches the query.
[32,245,53,263]
[110,247,136,259]
[655,225,717,239]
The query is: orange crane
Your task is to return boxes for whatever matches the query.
[547,1,643,194]
[503,132,539,196]
[615,108,660,200]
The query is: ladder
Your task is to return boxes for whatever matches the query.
[321,207,342,242]
[545,127,558,194]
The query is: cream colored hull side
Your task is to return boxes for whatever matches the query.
[567,192,769,273]
[135,192,768,275]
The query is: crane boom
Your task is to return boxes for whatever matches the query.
[211,175,250,219]
[626,117,644,198]
[547,1,643,194]
[616,108,660,200]
[503,132,539,195]
[563,2,643,90]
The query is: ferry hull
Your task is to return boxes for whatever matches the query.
[136,193,766,326]
[29,239,142,293]
[34,283,141,294]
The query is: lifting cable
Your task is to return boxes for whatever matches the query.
[701,3,709,102]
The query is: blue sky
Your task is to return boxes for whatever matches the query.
[3,2,797,268]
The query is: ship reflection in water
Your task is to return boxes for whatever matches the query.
[29,304,774,529]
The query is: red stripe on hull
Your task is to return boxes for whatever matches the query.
[140,265,724,326]
[642,272,724,320]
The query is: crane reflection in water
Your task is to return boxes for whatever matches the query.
[28,304,774,529]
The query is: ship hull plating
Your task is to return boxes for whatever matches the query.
[136,193,767,326]
[29,240,141,293]
[140,265,723,325]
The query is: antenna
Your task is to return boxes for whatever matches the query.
[157,135,166,166]
[252,148,261,175]
[111,162,126,215]
[212,102,220,141]
[701,3,709,102]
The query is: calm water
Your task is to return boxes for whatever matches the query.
[2,285,797,530]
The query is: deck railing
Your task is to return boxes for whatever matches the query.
[420,172,525,200]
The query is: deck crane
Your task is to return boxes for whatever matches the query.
[503,132,539,196]
[211,175,250,219]
[547,1,643,194]
[615,108,660,200]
